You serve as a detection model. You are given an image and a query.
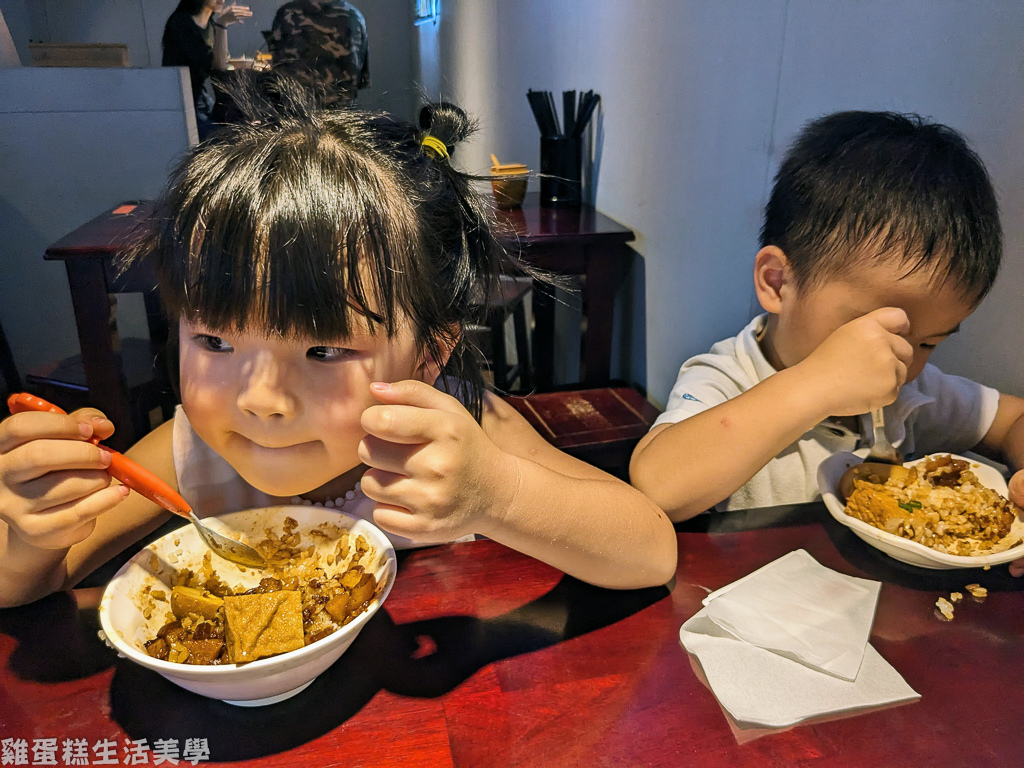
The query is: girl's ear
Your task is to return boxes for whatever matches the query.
[414,328,460,385]
[753,246,793,314]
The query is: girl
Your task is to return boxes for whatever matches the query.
[0,77,677,608]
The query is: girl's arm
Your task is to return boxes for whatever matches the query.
[0,416,173,607]
[476,392,677,588]
[358,381,677,589]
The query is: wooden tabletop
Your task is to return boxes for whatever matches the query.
[44,201,155,260]
[493,192,635,247]
[2,505,1022,766]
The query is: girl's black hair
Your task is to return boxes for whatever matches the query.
[121,73,518,419]
[170,0,208,16]
[761,110,1002,305]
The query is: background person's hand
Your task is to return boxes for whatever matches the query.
[796,307,914,417]
[215,3,252,27]
[358,380,519,543]
[0,408,127,550]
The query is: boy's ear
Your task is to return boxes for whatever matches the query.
[414,328,460,385]
[753,246,792,314]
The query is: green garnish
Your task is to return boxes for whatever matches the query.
[898,500,923,512]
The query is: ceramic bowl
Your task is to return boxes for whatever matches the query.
[98,506,396,706]
[818,451,1024,569]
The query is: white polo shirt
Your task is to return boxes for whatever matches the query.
[652,314,1000,511]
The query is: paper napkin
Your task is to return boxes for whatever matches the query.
[680,550,919,729]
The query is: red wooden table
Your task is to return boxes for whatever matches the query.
[2,505,1022,766]
[495,193,635,389]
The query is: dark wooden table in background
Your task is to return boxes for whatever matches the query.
[495,193,635,389]
[3,505,1022,766]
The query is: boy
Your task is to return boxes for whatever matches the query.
[630,111,1024,555]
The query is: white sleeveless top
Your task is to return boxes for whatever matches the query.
[171,405,472,550]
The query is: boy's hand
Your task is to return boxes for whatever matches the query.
[358,380,519,542]
[1008,470,1024,577]
[798,307,914,417]
[0,409,128,550]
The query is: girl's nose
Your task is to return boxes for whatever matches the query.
[236,355,297,419]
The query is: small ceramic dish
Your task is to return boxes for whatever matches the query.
[818,452,1024,569]
[99,505,396,706]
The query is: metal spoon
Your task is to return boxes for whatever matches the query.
[837,407,904,502]
[7,393,267,569]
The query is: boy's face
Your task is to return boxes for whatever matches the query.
[766,256,976,382]
[177,314,436,498]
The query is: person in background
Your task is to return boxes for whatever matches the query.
[630,111,1024,547]
[162,0,252,139]
[268,0,369,108]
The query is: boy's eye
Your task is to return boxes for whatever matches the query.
[920,343,938,350]
[306,346,355,362]
[194,334,233,353]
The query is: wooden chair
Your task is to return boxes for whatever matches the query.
[503,386,660,479]
[469,275,533,393]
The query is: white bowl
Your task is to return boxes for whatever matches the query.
[98,506,396,706]
[818,452,1024,569]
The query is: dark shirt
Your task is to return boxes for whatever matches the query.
[269,0,370,107]
[162,12,216,116]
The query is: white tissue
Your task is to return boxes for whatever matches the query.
[681,549,919,729]
[701,549,878,680]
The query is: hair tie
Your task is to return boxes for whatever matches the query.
[420,134,450,160]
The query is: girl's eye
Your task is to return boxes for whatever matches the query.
[194,334,233,353]
[306,346,355,362]
[920,343,937,350]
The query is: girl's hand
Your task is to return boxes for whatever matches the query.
[215,3,252,27]
[796,307,914,418]
[0,409,128,550]
[358,380,520,543]
[1008,470,1024,577]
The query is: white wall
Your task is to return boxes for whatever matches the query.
[424,0,1024,404]
[0,66,195,374]
[0,0,418,119]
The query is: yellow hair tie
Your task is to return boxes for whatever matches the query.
[420,134,449,160]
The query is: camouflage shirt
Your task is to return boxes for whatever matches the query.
[269,0,370,108]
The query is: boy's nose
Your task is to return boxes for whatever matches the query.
[236,355,297,419]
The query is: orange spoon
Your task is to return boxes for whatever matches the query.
[7,393,266,569]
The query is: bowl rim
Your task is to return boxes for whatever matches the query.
[818,451,1024,567]
[98,506,397,675]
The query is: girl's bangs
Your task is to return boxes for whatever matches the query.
[155,131,421,342]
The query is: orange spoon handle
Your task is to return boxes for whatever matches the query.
[7,392,193,519]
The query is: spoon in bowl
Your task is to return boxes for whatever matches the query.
[7,393,267,570]
[837,407,904,502]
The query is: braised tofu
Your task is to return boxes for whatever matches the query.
[223,591,305,663]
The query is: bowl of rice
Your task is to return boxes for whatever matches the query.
[98,505,396,706]
[818,452,1024,569]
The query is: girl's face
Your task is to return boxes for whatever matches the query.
[178,315,433,497]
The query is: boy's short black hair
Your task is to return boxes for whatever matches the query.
[761,110,1002,305]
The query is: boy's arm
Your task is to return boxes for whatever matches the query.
[978,392,1024,471]
[976,393,1024,577]
[632,308,912,521]
[630,366,831,521]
